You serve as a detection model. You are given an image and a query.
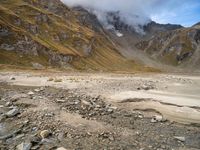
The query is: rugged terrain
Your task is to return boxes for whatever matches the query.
[0,0,157,72]
[0,72,200,150]
[1,0,200,72]
[1,1,200,150]
[136,23,200,70]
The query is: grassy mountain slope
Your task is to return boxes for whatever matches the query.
[0,0,155,72]
[136,26,200,69]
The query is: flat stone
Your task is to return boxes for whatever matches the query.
[174,136,186,142]
[27,91,34,95]
[5,108,20,117]
[16,142,32,150]
[81,100,91,106]
[34,89,41,92]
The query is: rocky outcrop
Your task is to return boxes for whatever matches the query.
[136,26,200,68]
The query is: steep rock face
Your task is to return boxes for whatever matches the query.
[143,21,183,36]
[136,26,200,69]
[0,0,154,72]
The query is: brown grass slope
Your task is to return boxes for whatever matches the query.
[0,0,155,72]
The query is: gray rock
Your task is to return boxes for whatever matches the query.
[5,102,12,107]
[10,77,16,80]
[32,63,45,70]
[10,94,28,102]
[5,108,20,117]
[174,136,186,142]
[0,43,15,51]
[107,108,113,113]
[57,132,65,141]
[16,142,32,150]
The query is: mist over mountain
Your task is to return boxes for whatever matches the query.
[61,0,162,33]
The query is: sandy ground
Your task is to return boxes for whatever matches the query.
[0,71,200,150]
[0,72,200,124]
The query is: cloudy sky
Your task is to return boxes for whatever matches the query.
[151,0,200,27]
[61,0,200,27]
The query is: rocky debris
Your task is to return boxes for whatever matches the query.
[0,82,200,149]
[0,127,22,140]
[174,136,186,142]
[40,130,50,139]
[98,131,115,141]
[16,142,32,150]
[10,94,28,102]
[151,115,166,123]
[0,43,15,51]
[34,87,44,92]
[5,107,20,117]
[137,84,155,91]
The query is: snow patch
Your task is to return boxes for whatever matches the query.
[115,30,123,37]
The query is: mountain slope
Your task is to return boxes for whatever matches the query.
[0,0,155,72]
[136,25,200,69]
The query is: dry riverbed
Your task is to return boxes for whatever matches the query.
[0,71,200,150]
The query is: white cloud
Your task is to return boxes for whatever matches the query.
[61,0,161,32]
[60,0,200,28]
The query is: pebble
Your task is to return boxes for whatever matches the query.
[57,132,65,141]
[56,99,66,103]
[151,115,166,123]
[56,147,67,150]
[10,77,16,80]
[107,108,113,113]
[16,142,32,150]
[27,91,34,95]
[10,94,27,102]
[81,100,91,106]
[34,89,41,92]
[6,108,20,117]
[40,130,50,139]
[5,101,12,107]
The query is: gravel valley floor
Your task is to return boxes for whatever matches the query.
[0,71,200,150]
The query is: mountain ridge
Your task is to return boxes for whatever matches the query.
[0,0,199,72]
[0,0,157,72]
